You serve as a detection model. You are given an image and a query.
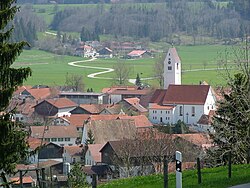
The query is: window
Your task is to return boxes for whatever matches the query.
[45,138,50,142]
[177,63,179,70]
[168,66,172,70]
[207,106,209,110]
[161,111,162,114]
[192,106,195,116]
[58,138,64,142]
[65,138,70,141]
[179,106,183,116]
[168,61,171,64]
[51,138,57,142]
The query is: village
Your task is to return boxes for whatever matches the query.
[7,47,219,187]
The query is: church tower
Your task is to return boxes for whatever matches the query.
[163,48,181,89]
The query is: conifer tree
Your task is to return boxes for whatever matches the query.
[0,0,32,175]
[207,43,250,164]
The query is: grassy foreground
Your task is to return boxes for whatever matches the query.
[98,164,250,188]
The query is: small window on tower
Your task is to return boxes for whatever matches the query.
[177,63,179,70]
[168,61,171,64]
[168,66,172,70]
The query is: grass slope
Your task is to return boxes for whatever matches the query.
[14,45,232,91]
[98,164,250,188]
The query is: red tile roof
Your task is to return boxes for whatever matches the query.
[102,86,139,93]
[79,104,114,114]
[123,98,148,113]
[64,145,83,156]
[149,103,174,110]
[46,98,77,109]
[70,114,90,127]
[26,88,51,100]
[162,85,210,105]
[27,137,43,150]
[197,110,215,125]
[10,176,33,184]
[30,125,78,139]
[127,50,147,56]
[150,89,167,104]
[88,143,105,162]
[174,133,212,148]
[119,115,153,128]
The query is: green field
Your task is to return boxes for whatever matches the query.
[98,164,250,188]
[14,45,233,92]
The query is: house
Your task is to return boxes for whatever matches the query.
[194,110,215,133]
[59,92,108,105]
[85,144,104,166]
[52,116,70,126]
[83,164,113,184]
[30,125,78,146]
[102,86,150,104]
[63,145,84,164]
[99,104,123,115]
[81,119,137,144]
[70,104,114,115]
[20,87,52,100]
[84,45,96,58]
[37,143,63,162]
[118,98,148,115]
[10,176,35,187]
[127,50,151,59]
[8,97,36,123]
[33,98,77,117]
[27,137,45,164]
[148,84,216,125]
[97,47,113,58]
[69,114,90,135]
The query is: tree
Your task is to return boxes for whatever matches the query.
[113,60,130,85]
[0,0,32,175]
[172,120,189,134]
[207,42,250,165]
[135,73,142,87]
[154,53,165,88]
[65,73,85,92]
[86,129,95,145]
[68,163,88,188]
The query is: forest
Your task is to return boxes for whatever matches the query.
[48,1,250,43]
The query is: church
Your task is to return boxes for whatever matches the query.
[148,48,216,125]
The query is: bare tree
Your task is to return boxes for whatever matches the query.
[65,73,85,92]
[113,60,130,85]
[154,53,165,88]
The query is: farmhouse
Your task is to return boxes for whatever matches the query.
[97,47,113,58]
[127,50,151,59]
[30,125,78,146]
[33,98,77,117]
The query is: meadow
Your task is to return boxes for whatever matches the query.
[98,164,250,188]
[13,44,233,92]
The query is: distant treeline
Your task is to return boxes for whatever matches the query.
[49,1,250,42]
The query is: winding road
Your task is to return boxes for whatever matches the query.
[67,58,226,84]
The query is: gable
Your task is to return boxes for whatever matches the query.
[70,106,91,114]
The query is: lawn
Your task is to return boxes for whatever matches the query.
[98,164,250,188]
[14,44,233,92]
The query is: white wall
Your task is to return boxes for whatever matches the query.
[47,137,77,147]
[85,150,96,166]
[57,107,76,117]
[163,49,181,89]
[63,152,82,164]
[203,88,216,115]
[109,94,122,104]
[148,107,174,124]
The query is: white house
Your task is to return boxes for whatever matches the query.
[85,144,104,166]
[30,125,78,147]
[84,45,96,58]
[149,84,216,125]
[63,145,83,164]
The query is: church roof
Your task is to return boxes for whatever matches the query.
[150,85,210,105]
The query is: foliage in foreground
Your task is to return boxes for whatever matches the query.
[0,0,32,174]
[98,164,250,188]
